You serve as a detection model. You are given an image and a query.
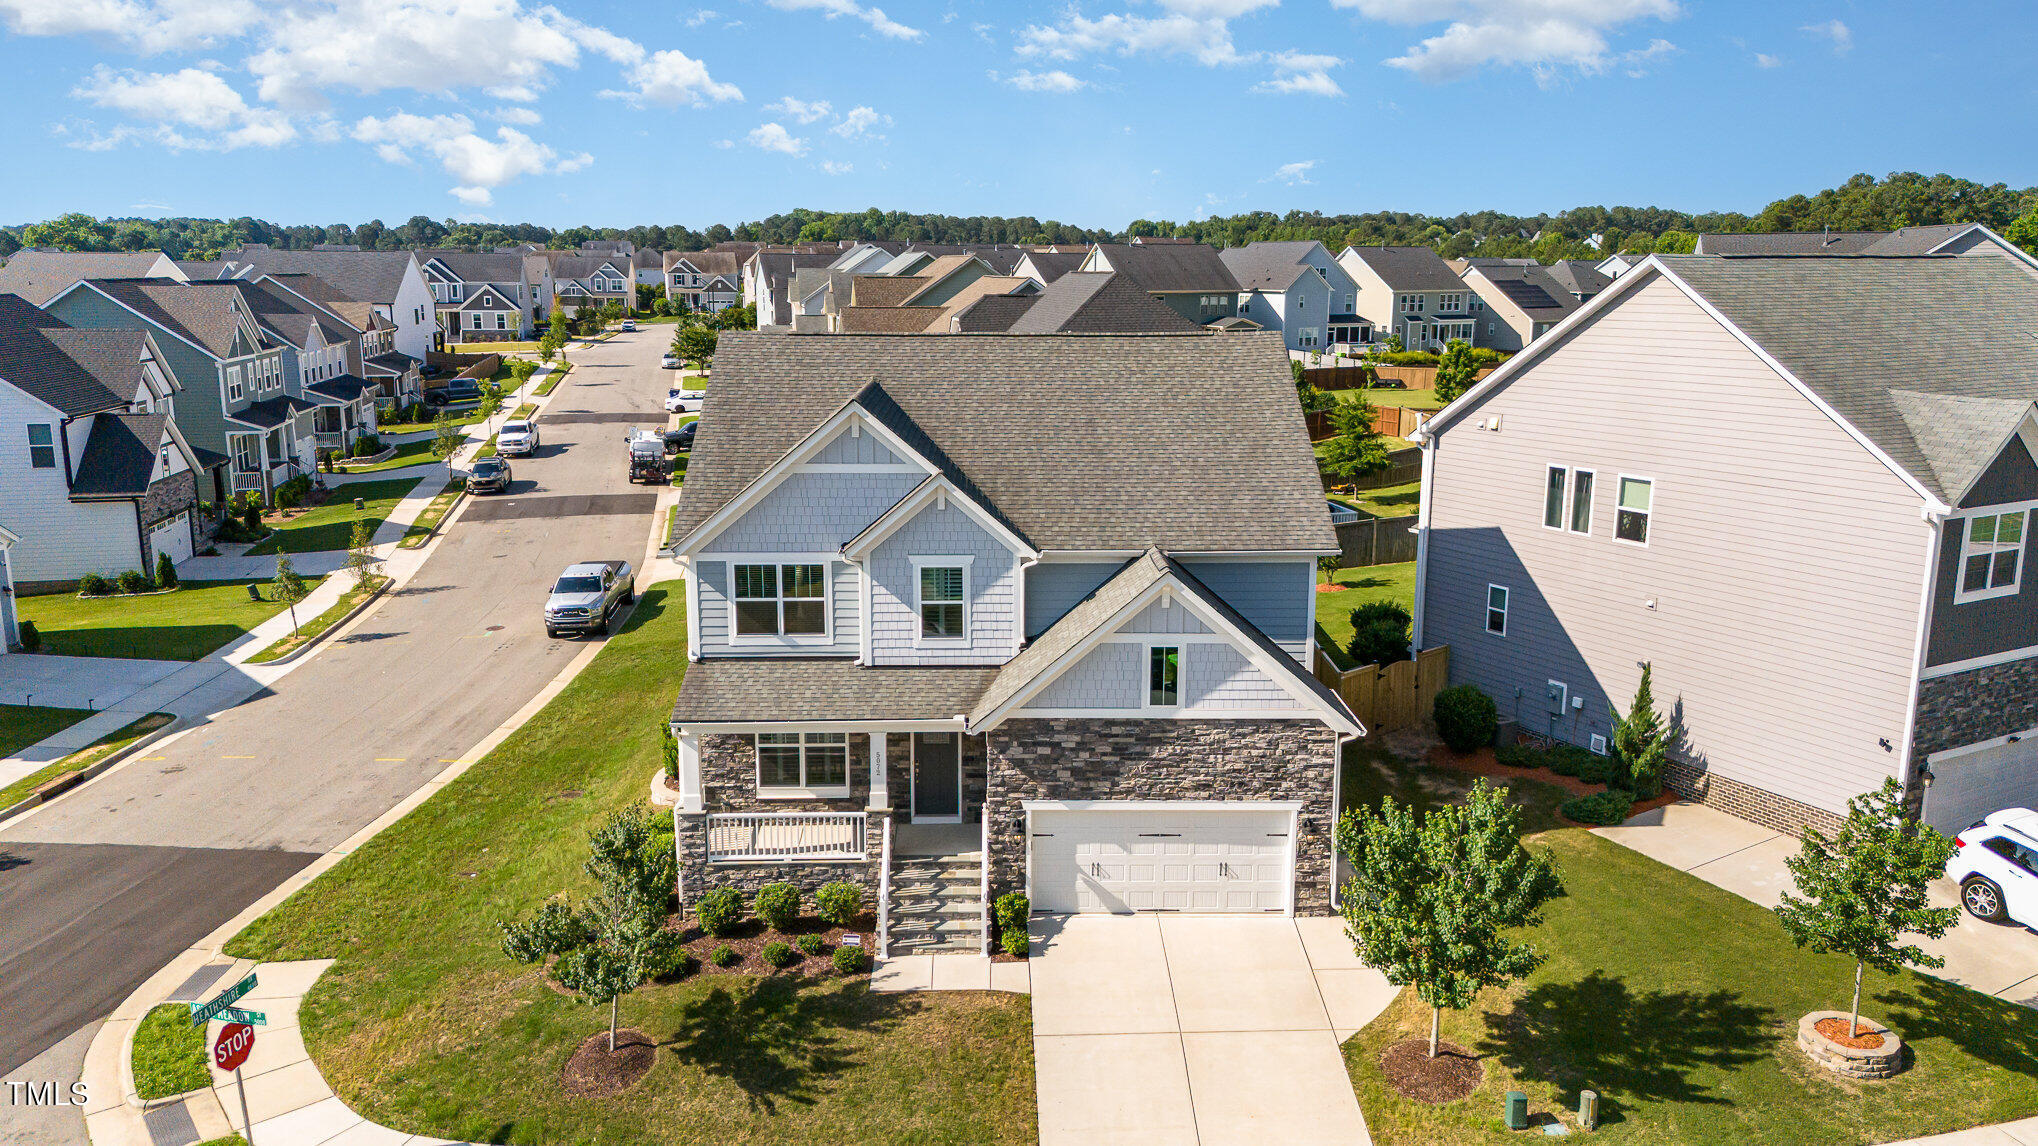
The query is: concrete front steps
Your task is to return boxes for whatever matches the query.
[889,851,984,955]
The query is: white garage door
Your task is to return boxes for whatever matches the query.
[148,512,193,567]
[1925,739,2038,835]
[1028,805,1294,914]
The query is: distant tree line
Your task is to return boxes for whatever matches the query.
[6,172,2035,263]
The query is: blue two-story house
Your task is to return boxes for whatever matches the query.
[666,332,1361,952]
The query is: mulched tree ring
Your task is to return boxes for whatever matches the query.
[560,1028,655,1097]
[1380,1037,1485,1104]
[1814,1017,1887,1050]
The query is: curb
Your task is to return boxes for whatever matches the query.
[245,578,393,667]
[0,713,184,824]
[397,485,467,550]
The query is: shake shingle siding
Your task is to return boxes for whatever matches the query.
[867,501,1019,665]
[1186,645,1304,711]
[1025,562,1123,638]
[698,471,923,554]
[1026,642,1142,710]
[1423,272,1926,819]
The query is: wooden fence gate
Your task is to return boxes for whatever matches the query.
[1313,645,1449,734]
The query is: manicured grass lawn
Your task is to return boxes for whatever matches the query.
[533,361,574,396]
[18,581,318,661]
[338,439,439,474]
[458,340,541,354]
[245,575,387,665]
[226,585,1036,1144]
[1339,751,2038,1145]
[399,479,464,549]
[1315,560,1417,669]
[246,478,424,555]
[132,1004,210,1100]
[1332,386,1441,409]
[379,409,490,435]
[0,712,173,809]
[1330,479,1421,519]
[0,703,94,759]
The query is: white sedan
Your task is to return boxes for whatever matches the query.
[660,354,681,369]
[1947,807,2038,927]
[666,388,704,413]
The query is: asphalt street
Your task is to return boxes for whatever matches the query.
[0,330,669,1084]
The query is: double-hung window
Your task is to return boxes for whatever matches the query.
[732,562,827,637]
[226,365,244,402]
[26,424,54,469]
[1148,645,1180,707]
[917,563,966,640]
[1615,477,1653,545]
[1958,509,2026,601]
[755,732,849,796]
[1439,292,1464,311]
[1545,466,1594,534]
[1399,294,1420,313]
[1486,585,1509,635]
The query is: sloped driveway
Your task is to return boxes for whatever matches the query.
[1029,913,1396,1146]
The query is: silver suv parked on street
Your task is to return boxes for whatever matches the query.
[545,560,635,637]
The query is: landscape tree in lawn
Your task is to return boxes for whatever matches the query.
[501,807,682,1053]
[1318,395,1391,488]
[270,556,307,635]
[345,520,376,587]
[1610,662,1667,797]
[1776,778,1958,1040]
[430,411,462,462]
[1433,338,1478,404]
[1337,779,1562,1058]
[675,324,717,372]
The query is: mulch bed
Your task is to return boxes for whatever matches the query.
[668,913,876,978]
[1381,1037,1484,1103]
[1427,745,1681,818]
[560,1028,655,1096]
[1815,1017,1888,1050]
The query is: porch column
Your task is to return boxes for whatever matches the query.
[676,729,703,814]
[868,734,889,812]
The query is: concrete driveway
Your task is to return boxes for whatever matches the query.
[1029,913,1397,1146]
[1597,802,2038,1008]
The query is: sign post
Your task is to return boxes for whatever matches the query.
[213,1022,257,1146]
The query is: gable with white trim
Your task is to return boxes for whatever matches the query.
[1012,594,1307,718]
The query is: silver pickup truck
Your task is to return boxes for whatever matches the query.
[544,560,635,637]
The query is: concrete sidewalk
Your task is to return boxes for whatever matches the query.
[1596,802,2038,1007]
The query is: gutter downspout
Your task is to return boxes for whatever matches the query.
[1408,428,1438,651]
[1898,503,1950,808]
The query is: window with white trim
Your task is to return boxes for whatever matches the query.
[1149,645,1180,707]
[1569,470,1594,534]
[226,365,244,402]
[1399,294,1421,313]
[1544,466,1566,529]
[1439,292,1464,311]
[733,563,827,636]
[1615,477,1653,544]
[918,565,966,639]
[1486,584,1508,635]
[26,424,54,469]
[1958,510,2026,601]
[755,732,849,794]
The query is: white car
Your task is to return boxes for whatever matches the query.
[660,354,681,369]
[497,419,540,456]
[1947,807,2038,927]
[666,388,704,413]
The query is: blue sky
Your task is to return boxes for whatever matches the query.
[0,0,2031,231]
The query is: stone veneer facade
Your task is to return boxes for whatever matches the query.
[1911,658,2038,759]
[882,732,988,823]
[981,718,1340,914]
[675,732,881,903]
[139,471,199,567]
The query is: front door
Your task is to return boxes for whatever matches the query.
[911,733,961,823]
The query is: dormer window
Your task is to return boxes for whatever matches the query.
[917,563,967,640]
[1958,510,2026,602]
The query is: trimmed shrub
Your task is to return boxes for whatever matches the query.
[155,551,178,589]
[1561,789,1636,826]
[239,495,263,536]
[994,891,1029,937]
[694,887,744,937]
[666,952,698,979]
[1495,742,1539,769]
[1433,684,1498,753]
[117,569,148,595]
[1001,929,1030,958]
[78,572,112,597]
[815,881,863,927]
[351,433,384,457]
[760,940,796,969]
[1576,752,1622,787]
[795,934,826,956]
[708,944,739,968]
[1345,600,1412,669]
[831,946,866,974]
[754,882,801,932]
[1546,746,1587,777]
[17,620,40,652]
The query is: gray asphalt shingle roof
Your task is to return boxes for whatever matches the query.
[1005,272,1201,334]
[0,297,145,415]
[669,660,998,724]
[671,332,1331,553]
[1340,246,1464,291]
[1089,243,1239,293]
[221,247,417,305]
[0,251,177,305]
[1218,242,1320,292]
[71,412,168,498]
[75,279,252,359]
[1018,251,1086,284]
[1545,260,1612,298]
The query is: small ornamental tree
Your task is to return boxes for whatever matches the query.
[1433,338,1478,404]
[1610,662,1667,797]
[270,555,308,635]
[1776,779,1958,1040]
[431,410,462,462]
[1317,553,1341,585]
[1318,396,1392,486]
[155,550,179,590]
[1338,780,1562,1058]
[345,520,377,587]
[501,807,682,1052]
[675,325,718,372]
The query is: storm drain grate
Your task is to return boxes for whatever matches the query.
[166,961,234,1003]
[460,493,657,521]
[142,1101,198,1146]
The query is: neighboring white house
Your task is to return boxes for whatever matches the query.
[1218,241,1362,353]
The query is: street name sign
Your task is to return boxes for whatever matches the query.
[188,973,257,1026]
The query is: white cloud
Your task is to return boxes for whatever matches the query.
[1017,0,1277,67]
[72,65,297,149]
[1753,51,1781,68]
[764,0,922,41]
[602,47,743,106]
[1266,159,1315,185]
[685,8,719,27]
[353,111,590,200]
[999,68,1087,92]
[830,105,891,139]
[493,106,543,125]
[768,95,834,123]
[0,0,256,53]
[820,159,853,174]
[746,121,807,155]
[1332,0,1681,82]
[1252,50,1343,96]
[711,138,735,148]
[1802,18,1852,54]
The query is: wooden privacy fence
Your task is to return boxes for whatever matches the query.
[1302,363,1496,391]
[1331,514,1418,567]
[1307,405,1431,443]
[1314,645,1449,734]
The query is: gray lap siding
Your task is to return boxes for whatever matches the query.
[982,718,1339,915]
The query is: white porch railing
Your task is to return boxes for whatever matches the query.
[705,812,867,862]
[877,816,893,961]
[979,813,992,956]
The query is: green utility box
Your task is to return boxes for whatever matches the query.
[1505,1090,1528,1130]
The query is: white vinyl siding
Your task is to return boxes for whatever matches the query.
[1421,272,1927,816]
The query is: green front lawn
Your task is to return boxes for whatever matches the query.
[132,1004,211,1100]
[378,409,491,435]
[19,581,319,661]
[1315,560,1418,669]
[226,584,1036,1144]
[1330,479,1422,519]
[1333,386,1441,409]
[246,478,424,555]
[338,439,439,473]
[0,703,94,759]
[1340,750,2038,1145]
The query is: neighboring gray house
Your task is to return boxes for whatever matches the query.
[663,251,742,313]
[416,250,541,342]
[1337,245,1478,350]
[1692,224,2036,264]
[1452,261,1580,352]
[233,278,380,454]
[218,246,438,360]
[1218,241,1361,352]
[666,332,1359,950]
[1545,260,1612,302]
[1412,252,2038,839]
[0,250,184,305]
[544,254,633,318]
[1003,272,1201,334]
[1080,243,1242,327]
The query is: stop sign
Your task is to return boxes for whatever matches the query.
[213,1022,255,1072]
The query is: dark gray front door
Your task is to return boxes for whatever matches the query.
[912,733,960,822]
